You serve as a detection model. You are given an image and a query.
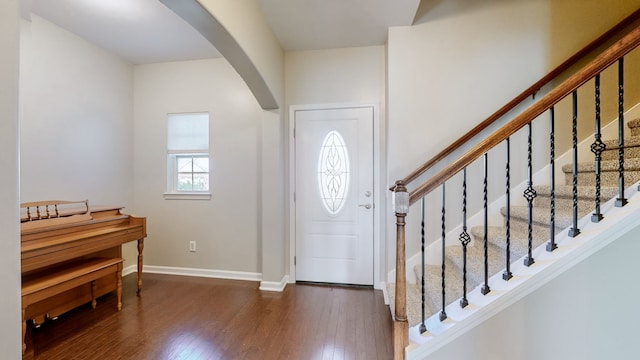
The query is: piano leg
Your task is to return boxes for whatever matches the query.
[137,238,144,292]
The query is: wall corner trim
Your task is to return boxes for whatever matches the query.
[259,275,289,292]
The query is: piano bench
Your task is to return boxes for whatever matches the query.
[21,257,123,355]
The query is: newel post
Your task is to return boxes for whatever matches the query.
[393,180,410,360]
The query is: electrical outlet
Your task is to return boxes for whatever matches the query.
[189,241,196,252]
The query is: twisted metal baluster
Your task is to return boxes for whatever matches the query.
[591,74,605,222]
[459,168,471,307]
[523,123,536,267]
[569,91,581,237]
[419,198,427,334]
[503,139,513,281]
[440,183,447,321]
[547,107,558,252]
[616,58,628,207]
[481,154,491,295]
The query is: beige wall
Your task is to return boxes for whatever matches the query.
[550,0,640,154]
[20,15,134,206]
[0,0,21,356]
[286,46,386,106]
[193,0,284,109]
[133,58,263,275]
[19,15,137,269]
[387,0,550,269]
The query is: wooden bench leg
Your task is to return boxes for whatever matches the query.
[22,307,26,355]
[91,280,97,309]
[116,263,123,311]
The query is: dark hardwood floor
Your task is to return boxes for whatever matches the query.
[23,273,393,359]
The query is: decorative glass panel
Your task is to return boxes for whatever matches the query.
[318,130,350,215]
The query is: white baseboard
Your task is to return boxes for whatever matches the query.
[381,281,391,305]
[124,264,290,292]
[123,264,137,277]
[259,275,289,292]
[140,265,262,282]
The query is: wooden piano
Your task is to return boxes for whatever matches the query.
[20,200,146,354]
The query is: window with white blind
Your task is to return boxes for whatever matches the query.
[164,112,211,200]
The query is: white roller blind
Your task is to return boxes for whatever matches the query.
[167,113,209,151]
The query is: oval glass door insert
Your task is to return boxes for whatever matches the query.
[318,130,350,215]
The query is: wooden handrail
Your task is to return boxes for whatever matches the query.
[392,8,640,191]
[408,24,640,204]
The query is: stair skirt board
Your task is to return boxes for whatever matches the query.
[405,185,640,359]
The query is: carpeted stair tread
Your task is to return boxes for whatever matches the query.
[628,118,640,137]
[445,242,505,288]
[601,137,640,161]
[501,204,578,230]
[602,135,640,148]
[471,224,549,260]
[534,184,619,201]
[386,282,430,327]
[532,185,618,212]
[561,157,640,173]
[414,260,477,318]
[562,164,640,188]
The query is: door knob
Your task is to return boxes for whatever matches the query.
[359,203,372,209]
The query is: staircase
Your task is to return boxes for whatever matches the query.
[388,117,640,329]
[388,19,640,360]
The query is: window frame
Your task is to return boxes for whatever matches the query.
[163,112,211,200]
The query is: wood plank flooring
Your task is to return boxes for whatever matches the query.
[23,273,393,359]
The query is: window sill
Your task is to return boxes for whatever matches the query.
[163,192,212,200]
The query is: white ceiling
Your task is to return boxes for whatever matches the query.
[256,0,421,51]
[21,0,421,64]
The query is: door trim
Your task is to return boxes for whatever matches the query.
[288,103,383,289]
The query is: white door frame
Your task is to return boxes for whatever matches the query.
[288,103,383,289]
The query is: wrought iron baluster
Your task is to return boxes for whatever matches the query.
[420,197,427,334]
[591,74,605,222]
[503,139,513,281]
[616,58,628,207]
[481,154,491,295]
[440,183,447,321]
[547,107,557,252]
[459,168,471,307]
[569,91,581,237]
[523,123,536,267]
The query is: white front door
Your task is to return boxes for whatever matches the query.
[294,106,374,285]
